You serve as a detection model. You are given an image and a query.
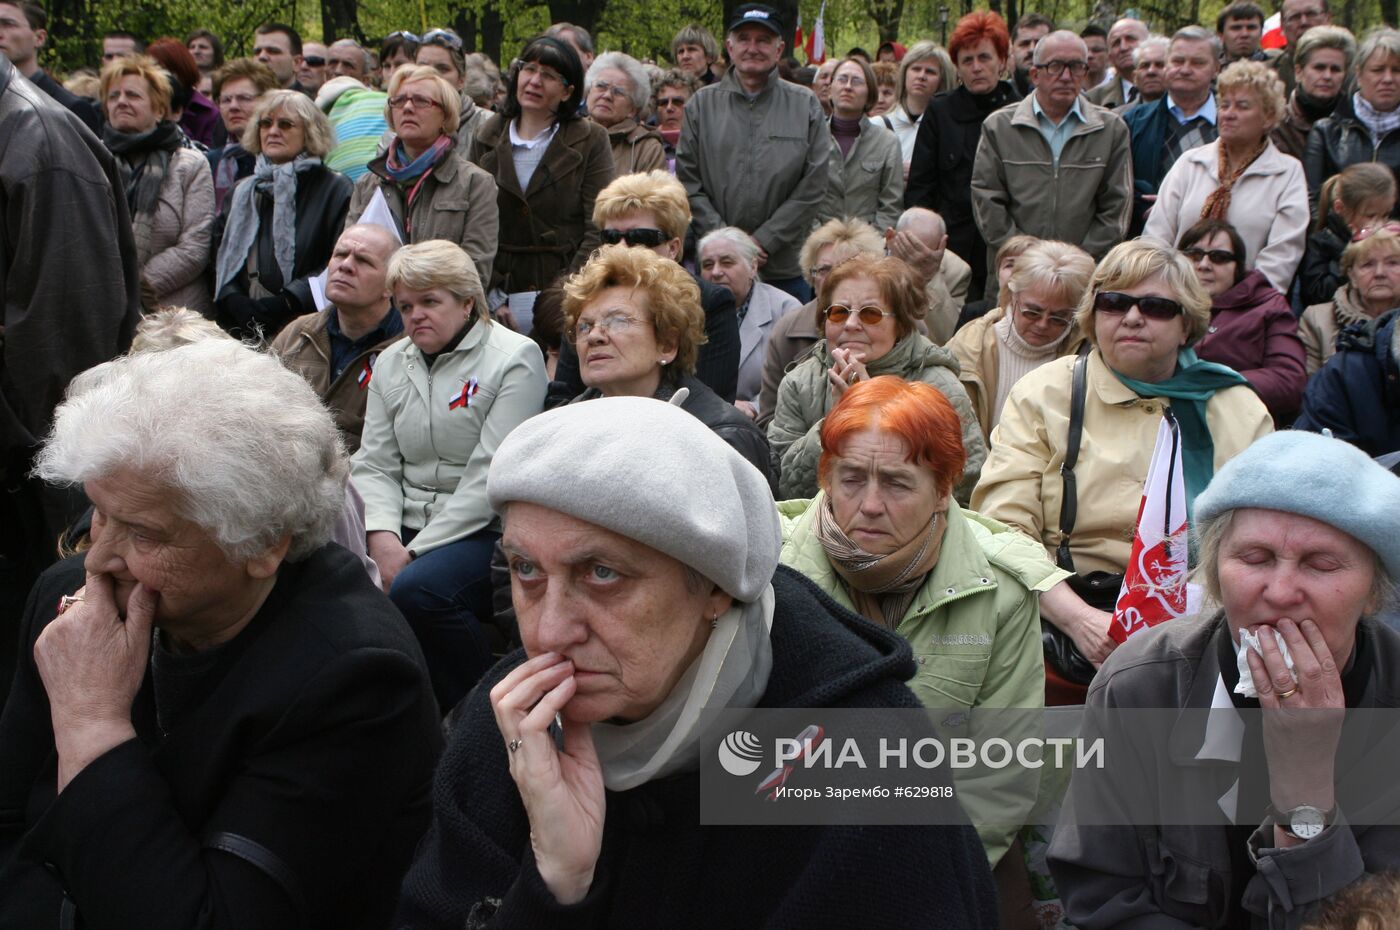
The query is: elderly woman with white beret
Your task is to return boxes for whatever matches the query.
[393,396,999,928]
[1049,431,1400,929]
[0,340,441,929]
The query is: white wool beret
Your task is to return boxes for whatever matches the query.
[487,396,781,601]
[1195,430,1400,582]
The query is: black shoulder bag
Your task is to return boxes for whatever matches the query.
[1043,350,1126,686]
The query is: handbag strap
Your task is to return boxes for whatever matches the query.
[1056,347,1091,573]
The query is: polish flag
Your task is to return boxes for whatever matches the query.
[1262,12,1286,49]
[805,0,826,64]
[794,10,805,63]
[1109,413,1196,644]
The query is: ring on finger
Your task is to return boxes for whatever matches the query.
[1277,686,1298,699]
[56,594,85,615]
[508,738,523,753]
[846,370,858,384]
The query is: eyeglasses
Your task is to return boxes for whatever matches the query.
[520,61,568,86]
[832,74,866,87]
[824,304,895,325]
[257,117,301,132]
[601,227,671,248]
[1035,59,1089,77]
[421,28,463,50]
[218,92,258,107]
[591,79,631,100]
[656,95,688,108]
[1016,303,1074,328]
[572,312,644,340]
[302,55,326,67]
[388,93,443,110]
[1182,247,1237,265]
[1093,291,1185,320]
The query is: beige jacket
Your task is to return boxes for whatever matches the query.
[818,116,904,232]
[347,149,499,289]
[605,118,667,176]
[134,146,214,314]
[1300,285,1376,375]
[946,307,1085,441]
[970,349,1272,575]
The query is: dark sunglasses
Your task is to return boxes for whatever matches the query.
[1093,291,1185,320]
[1181,247,1236,265]
[601,227,670,247]
[656,95,688,108]
[302,55,326,66]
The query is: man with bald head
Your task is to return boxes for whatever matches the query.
[270,224,404,451]
[889,206,973,344]
[971,30,1132,294]
[1087,17,1149,108]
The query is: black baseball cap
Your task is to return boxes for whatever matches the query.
[727,3,784,37]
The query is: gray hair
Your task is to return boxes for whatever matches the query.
[1296,24,1357,71]
[1356,27,1400,82]
[1033,31,1088,66]
[896,206,947,240]
[34,340,347,562]
[1132,35,1170,67]
[586,51,651,112]
[698,227,761,269]
[242,89,335,157]
[330,38,373,75]
[1172,25,1224,63]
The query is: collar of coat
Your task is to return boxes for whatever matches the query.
[1008,92,1109,135]
[1178,137,1292,179]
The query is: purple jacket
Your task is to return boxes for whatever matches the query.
[1195,268,1307,421]
[179,90,220,147]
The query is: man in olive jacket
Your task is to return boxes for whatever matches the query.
[0,51,140,630]
[676,4,830,302]
[970,31,1133,295]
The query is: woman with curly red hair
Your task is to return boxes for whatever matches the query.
[905,10,1019,301]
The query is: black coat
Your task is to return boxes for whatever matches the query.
[1304,93,1400,215]
[1299,212,1351,310]
[396,565,998,929]
[0,545,443,930]
[553,273,741,403]
[213,163,353,338]
[905,82,1020,300]
[1295,308,1400,456]
[25,68,102,135]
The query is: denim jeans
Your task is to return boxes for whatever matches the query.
[391,528,499,714]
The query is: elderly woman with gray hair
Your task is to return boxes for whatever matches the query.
[1049,430,1400,928]
[353,240,546,713]
[213,88,353,339]
[392,395,998,927]
[0,339,441,929]
[584,51,666,175]
[699,226,801,416]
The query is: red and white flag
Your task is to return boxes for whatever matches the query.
[1261,12,1286,49]
[805,0,826,64]
[794,10,805,63]
[1109,413,1194,644]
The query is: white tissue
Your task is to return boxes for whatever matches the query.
[1234,627,1297,698]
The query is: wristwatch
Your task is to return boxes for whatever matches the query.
[1273,804,1331,841]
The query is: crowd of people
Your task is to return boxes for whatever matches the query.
[2,0,1400,927]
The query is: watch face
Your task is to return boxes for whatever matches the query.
[1290,807,1326,840]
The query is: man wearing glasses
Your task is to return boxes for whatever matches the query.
[1274,0,1333,95]
[971,29,1132,295]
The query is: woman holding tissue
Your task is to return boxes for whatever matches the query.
[1048,430,1400,930]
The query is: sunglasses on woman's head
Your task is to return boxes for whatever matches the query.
[824,304,894,325]
[420,29,463,50]
[1181,247,1236,265]
[600,228,670,248]
[1093,291,1185,320]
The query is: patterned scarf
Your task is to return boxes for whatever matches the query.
[212,143,246,214]
[815,492,946,630]
[383,134,454,182]
[1353,91,1400,138]
[215,153,321,294]
[1200,139,1268,222]
[102,120,183,217]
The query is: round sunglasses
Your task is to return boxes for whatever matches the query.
[823,304,895,325]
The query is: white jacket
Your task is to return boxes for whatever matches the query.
[352,319,546,554]
[1143,139,1309,292]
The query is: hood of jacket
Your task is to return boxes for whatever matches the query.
[1211,268,1290,314]
[810,329,961,380]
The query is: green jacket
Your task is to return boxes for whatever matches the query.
[765,333,986,501]
[778,494,1068,866]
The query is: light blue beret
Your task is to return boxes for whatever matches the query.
[1195,430,1400,581]
[487,396,780,602]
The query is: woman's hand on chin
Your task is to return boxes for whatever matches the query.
[491,652,605,905]
[35,572,154,791]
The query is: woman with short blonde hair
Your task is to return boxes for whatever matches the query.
[1144,61,1309,291]
[100,54,214,314]
[214,88,353,339]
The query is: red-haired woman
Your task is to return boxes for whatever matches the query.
[777,374,1063,903]
[904,10,1019,301]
